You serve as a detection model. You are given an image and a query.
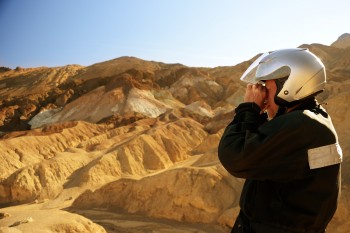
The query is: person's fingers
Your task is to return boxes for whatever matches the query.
[244,83,267,111]
[251,84,264,95]
[254,83,265,90]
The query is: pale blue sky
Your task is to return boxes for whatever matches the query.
[0,0,349,68]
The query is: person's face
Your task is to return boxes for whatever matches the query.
[265,80,279,118]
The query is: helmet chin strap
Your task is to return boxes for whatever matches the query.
[275,96,302,108]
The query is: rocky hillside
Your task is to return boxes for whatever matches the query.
[0,39,349,232]
[331,33,350,49]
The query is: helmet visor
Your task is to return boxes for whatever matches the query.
[240,52,270,84]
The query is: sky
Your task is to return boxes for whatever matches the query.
[0,0,349,69]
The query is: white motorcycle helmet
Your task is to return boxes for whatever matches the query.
[240,48,326,107]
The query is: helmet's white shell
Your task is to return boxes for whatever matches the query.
[241,48,326,103]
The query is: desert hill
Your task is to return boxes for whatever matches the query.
[331,33,350,49]
[0,37,349,232]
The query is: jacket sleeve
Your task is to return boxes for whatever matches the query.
[218,102,312,182]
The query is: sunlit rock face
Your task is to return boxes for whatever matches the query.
[331,33,350,49]
[0,39,349,232]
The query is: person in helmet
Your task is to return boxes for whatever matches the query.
[218,48,342,233]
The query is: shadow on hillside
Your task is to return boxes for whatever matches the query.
[65,208,229,233]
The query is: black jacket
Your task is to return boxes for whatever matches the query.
[218,99,342,233]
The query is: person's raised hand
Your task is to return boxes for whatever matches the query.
[244,83,267,111]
